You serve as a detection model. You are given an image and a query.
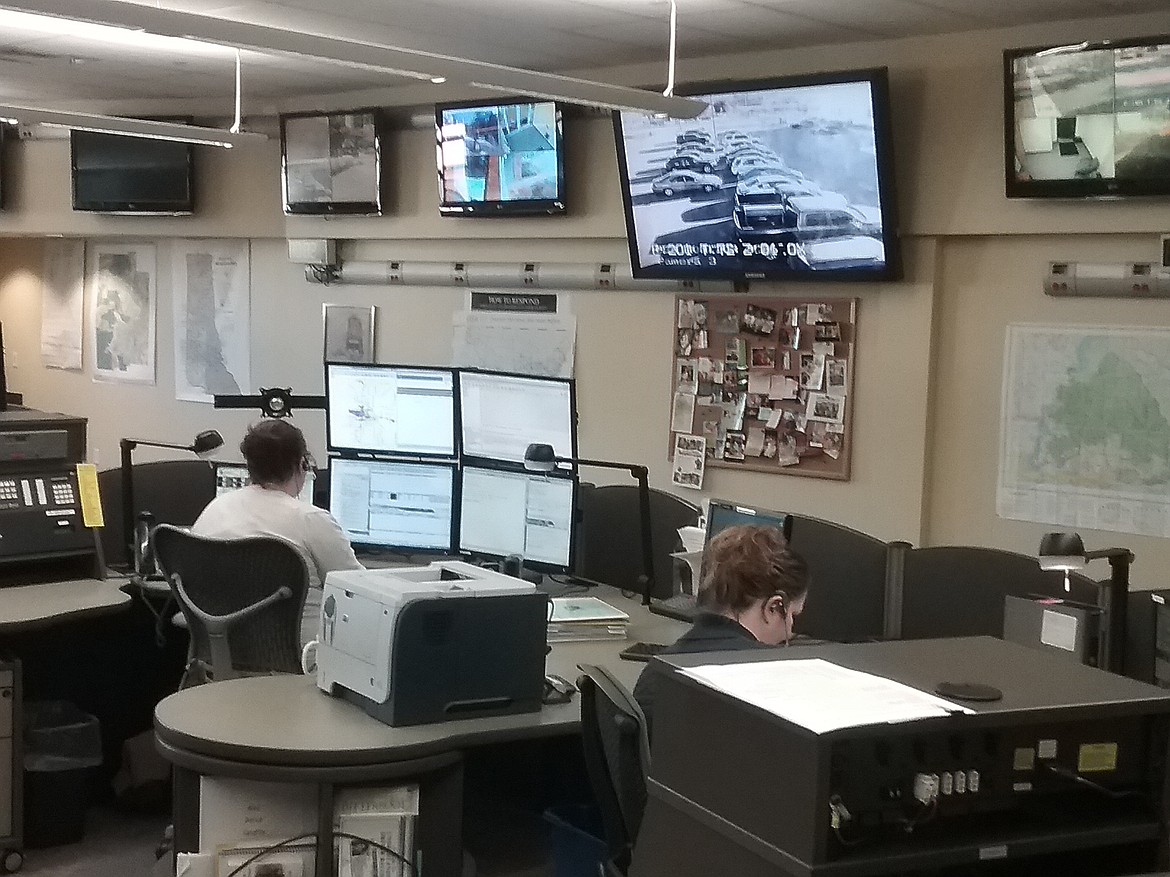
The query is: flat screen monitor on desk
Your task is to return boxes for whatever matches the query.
[459,466,576,571]
[325,363,457,458]
[214,462,315,504]
[459,371,575,469]
[328,458,456,553]
[702,499,792,579]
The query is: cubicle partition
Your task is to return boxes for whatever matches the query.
[786,515,892,643]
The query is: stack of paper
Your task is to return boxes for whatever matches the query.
[548,596,630,642]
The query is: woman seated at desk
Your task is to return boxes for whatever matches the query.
[633,524,810,735]
[192,419,362,645]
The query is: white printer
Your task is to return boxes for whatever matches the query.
[316,560,549,726]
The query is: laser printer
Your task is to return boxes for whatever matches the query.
[315,560,549,726]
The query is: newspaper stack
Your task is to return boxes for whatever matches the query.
[548,596,630,643]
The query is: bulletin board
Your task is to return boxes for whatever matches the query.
[669,295,858,481]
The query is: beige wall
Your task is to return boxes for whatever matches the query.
[1,8,1169,582]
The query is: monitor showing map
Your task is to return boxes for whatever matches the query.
[329,457,456,552]
[325,363,457,458]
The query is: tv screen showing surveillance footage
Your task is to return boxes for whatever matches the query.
[281,110,383,214]
[613,69,900,282]
[436,99,565,215]
[1006,37,1170,198]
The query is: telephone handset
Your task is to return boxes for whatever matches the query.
[133,510,162,580]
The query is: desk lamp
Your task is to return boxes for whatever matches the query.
[120,430,224,570]
[524,442,655,605]
[1038,532,1134,675]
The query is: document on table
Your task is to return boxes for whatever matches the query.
[681,658,974,734]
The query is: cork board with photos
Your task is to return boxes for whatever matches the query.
[670,295,857,480]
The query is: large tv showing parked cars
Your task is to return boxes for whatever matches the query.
[613,68,901,282]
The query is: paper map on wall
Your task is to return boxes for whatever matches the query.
[998,324,1170,537]
[172,240,251,403]
[87,242,157,384]
[40,239,85,370]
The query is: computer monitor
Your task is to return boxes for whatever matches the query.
[459,370,576,469]
[458,466,576,572]
[328,457,456,553]
[325,363,457,458]
[701,499,792,580]
[213,462,315,504]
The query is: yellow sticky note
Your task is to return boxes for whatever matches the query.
[75,463,104,528]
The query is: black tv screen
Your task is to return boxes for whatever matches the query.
[435,99,565,216]
[613,68,901,282]
[71,130,193,214]
[1005,36,1170,198]
[281,110,384,215]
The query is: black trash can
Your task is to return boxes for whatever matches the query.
[23,700,103,848]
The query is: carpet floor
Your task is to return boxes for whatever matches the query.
[18,807,171,877]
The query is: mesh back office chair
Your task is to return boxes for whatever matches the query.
[900,545,1099,640]
[577,664,652,877]
[577,485,700,598]
[151,524,309,686]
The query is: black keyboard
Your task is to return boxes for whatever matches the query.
[650,593,699,622]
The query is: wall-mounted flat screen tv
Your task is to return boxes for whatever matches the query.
[1005,36,1170,198]
[435,98,565,216]
[71,129,193,214]
[613,68,901,282]
[281,109,385,215]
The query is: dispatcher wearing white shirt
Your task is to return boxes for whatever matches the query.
[192,419,363,644]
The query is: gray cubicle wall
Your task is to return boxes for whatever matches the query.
[786,515,891,643]
[897,545,1099,640]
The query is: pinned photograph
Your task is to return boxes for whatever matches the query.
[782,351,792,371]
[723,366,747,395]
[806,421,829,448]
[778,328,794,348]
[324,304,376,364]
[715,310,740,333]
[671,391,697,433]
[721,396,746,432]
[806,392,846,424]
[746,426,766,457]
[725,337,747,365]
[807,303,834,323]
[782,307,799,328]
[677,327,695,356]
[770,374,800,400]
[693,328,709,350]
[745,393,768,420]
[762,429,780,460]
[693,300,709,329]
[778,435,800,466]
[827,358,848,395]
[747,369,771,394]
[671,434,707,490]
[815,321,842,342]
[813,341,835,357]
[750,346,777,368]
[799,352,826,390]
[740,304,778,337]
[723,431,747,461]
[701,416,722,458]
[824,430,844,460]
[676,359,699,394]
[677,298,696,329]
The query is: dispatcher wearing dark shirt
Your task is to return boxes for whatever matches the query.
[633,524,810,737]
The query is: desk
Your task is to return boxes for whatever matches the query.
[0,577,132,868]
[154,590,688,877]
[0,578,129,633]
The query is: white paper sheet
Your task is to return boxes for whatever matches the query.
[40,239,85,370]
[681,658,973,734]
[453,309,576,378]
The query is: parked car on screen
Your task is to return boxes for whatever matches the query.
[785,194,882,240]
[676,141,719,157]
[666,153,717,174]
[730,154,786,176]
[676,129,711,145]
[721,131,753,148]
[651,170,722,197]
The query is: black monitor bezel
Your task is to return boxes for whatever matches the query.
[702,498,793,581]
[324,362,459,459]
[328,456,459,555]
[69,123,195,215]
[1004,34,1170,199]
[280,107,388,216]
[457,464,579,573]
[434,96,567,217]
[456,368,578,473]
[612,66,902,282]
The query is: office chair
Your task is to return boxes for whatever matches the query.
[151,524,309,686]
[577,664,652,877]
[577,484,700,599]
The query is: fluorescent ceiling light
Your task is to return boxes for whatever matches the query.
[0,104,267,147]
[0,6,230,55]
[0,0,707,118]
